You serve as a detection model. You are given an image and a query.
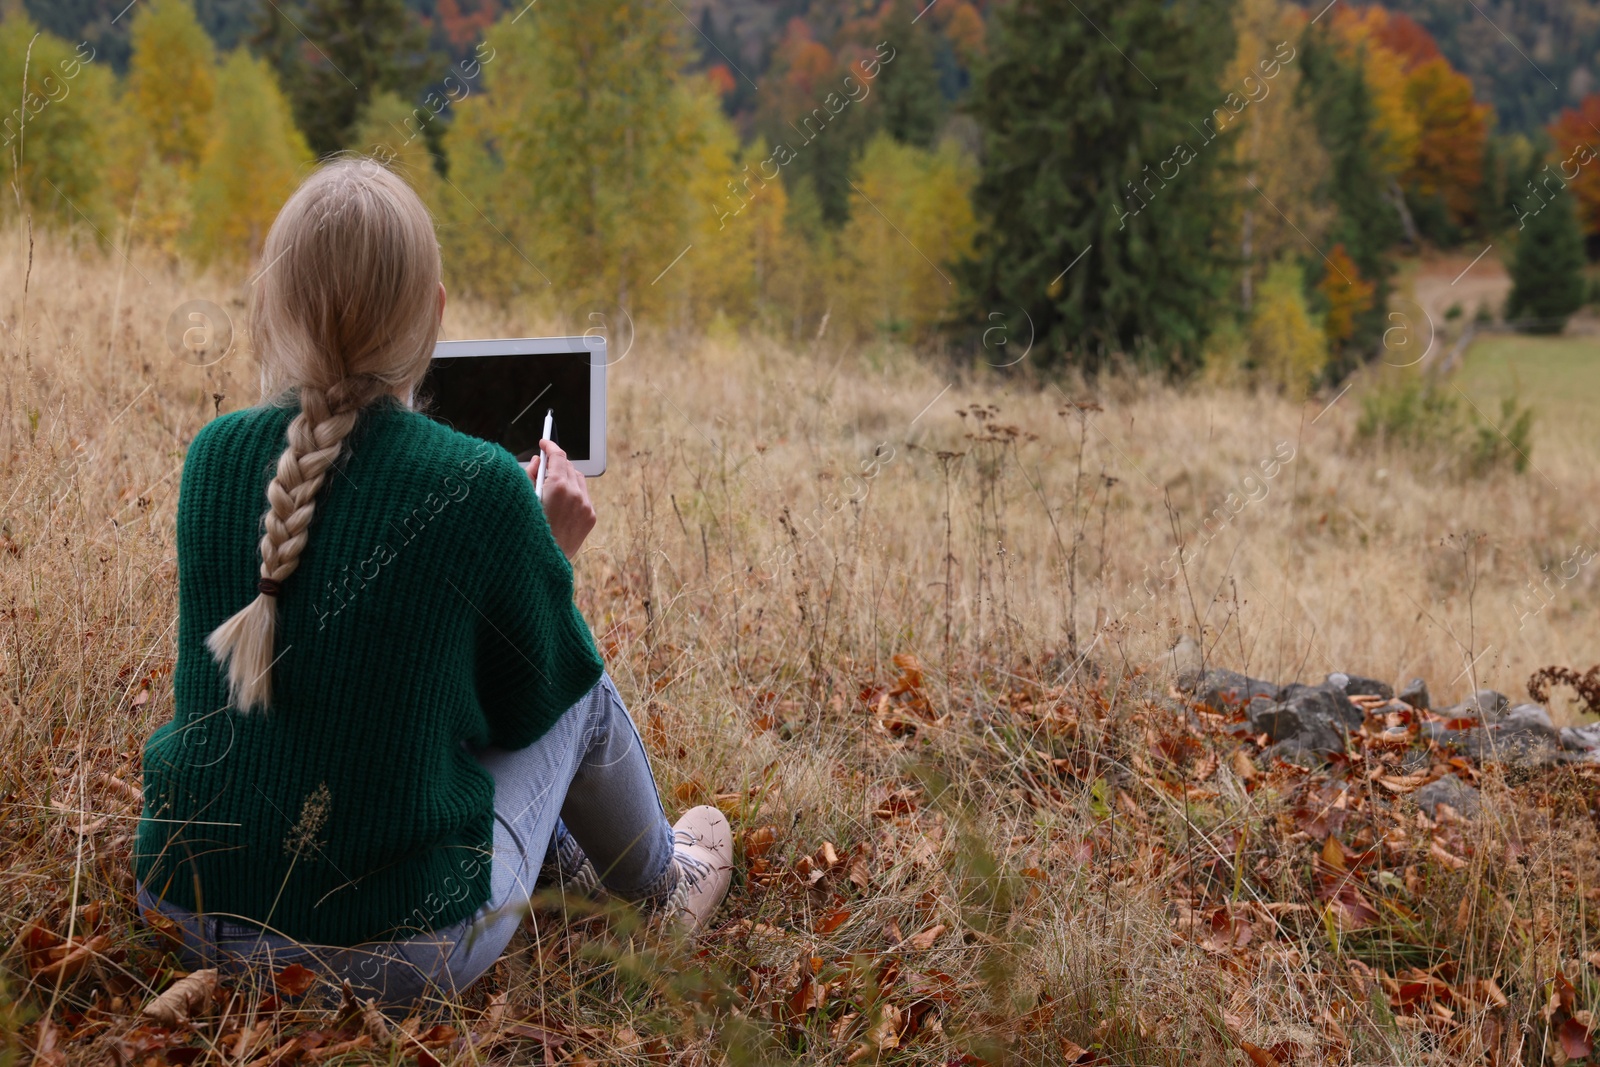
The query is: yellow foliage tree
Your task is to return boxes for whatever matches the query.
[350,91,440,209]
[127,0,215,166]
[1250,258,1328,396]
[110,0,218,257]
[187,52,311,265]
[0,16,114,228]
[685,122,796,332]
[834,133,977,342]
[1331,8,1419,180]
[440,0,707,317]
[1226,0,1333,312]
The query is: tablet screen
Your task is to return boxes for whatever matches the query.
[421,348,592,465]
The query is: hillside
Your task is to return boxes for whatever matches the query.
[6,230,1600,1064]
[1382,0,1600,133]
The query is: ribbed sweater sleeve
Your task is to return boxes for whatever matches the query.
[469,449,604,751]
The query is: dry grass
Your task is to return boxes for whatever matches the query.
[4,229,1600,1065]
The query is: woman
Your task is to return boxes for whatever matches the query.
[133,159,731,1006]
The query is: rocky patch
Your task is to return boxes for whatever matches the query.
[1176,663,1600,771]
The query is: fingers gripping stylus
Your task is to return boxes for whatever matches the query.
[534,409,554,501]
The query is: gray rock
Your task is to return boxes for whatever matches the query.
[1474,688,1511,716]
[1437,688,1510,724]
[1264,737,1336,767]
[1431,714,1567,767]
[1327,672,1394,699]
[1412,774,1481,819]
[1561,722,1600,752]
[1398,677,1430,710]
[1504,703,1554,732]
[1189,668,1279,711]
[1272,685,1364,730]
[1248,689,1358,754]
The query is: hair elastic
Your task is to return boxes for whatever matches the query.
[257,578,284,597]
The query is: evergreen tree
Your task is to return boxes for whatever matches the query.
[252,0,435,157]
[876,0,944,148]
[962,0,1237,371]
[1506,187,1586,334]
[754,23,875,228]
[1298,26,1401,362]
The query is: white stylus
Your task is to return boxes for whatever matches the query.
[534,409,554,501]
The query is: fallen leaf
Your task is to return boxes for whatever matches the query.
[303,1034,372,1061]
[907,923,946,950]
[1559,1017,1593,1060]
[31,934,110,981]
[871,1003,904,1051]
[1240,1040,1280,1067]
[848,853,871,890]
[744,826,778,858]
[1376,774,1429,794]
[360,999,391,1045]
[141,969,218,1026]
[1059,1036,1093,1064]
[272,963,317,998]
[816,907,852,934]
[33,1017,66,1067]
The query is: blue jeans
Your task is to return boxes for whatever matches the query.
[136,674,676,1007]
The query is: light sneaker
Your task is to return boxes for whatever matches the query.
[660,805,733,932]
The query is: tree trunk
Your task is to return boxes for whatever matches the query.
[1389,178,1419,247]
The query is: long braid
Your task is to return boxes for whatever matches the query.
[204,157,442,713]
[207,379,380,712]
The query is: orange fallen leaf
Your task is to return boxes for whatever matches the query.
[1240,1040,1281,1067]
[744,826,778,859]
[1231,748,1259,782]
[1059,1036,1093,1064]
[816,907,852,934]
[273,963,317,997]
[33,935,110,981]
[907,923,946,950]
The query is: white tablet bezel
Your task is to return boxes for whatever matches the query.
[430,336,607,476]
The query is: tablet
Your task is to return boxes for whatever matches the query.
[423,336,607,476]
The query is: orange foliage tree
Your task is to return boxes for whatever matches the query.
[1319,244,1376,346]
[1549,95,1600,236]
[1404,59,1491,223]
[1331,6,1488,228]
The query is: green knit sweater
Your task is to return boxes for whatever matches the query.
[134,395,604,946]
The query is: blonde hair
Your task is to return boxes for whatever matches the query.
[208,158,442,713]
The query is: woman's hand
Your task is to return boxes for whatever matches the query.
[530,440,595,560]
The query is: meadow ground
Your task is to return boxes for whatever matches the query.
[4,233,1600,1065]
